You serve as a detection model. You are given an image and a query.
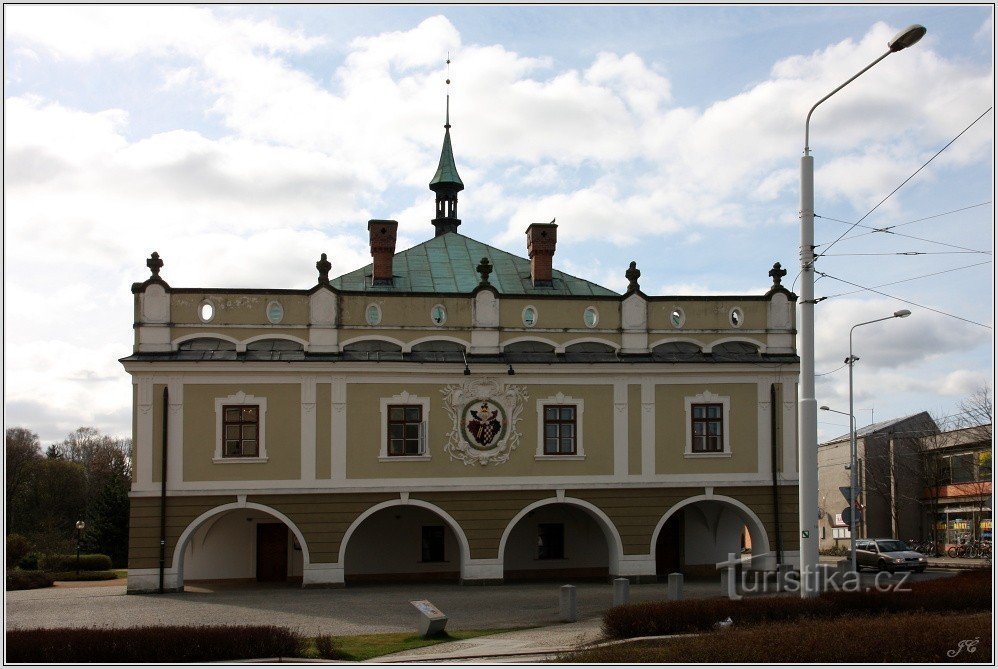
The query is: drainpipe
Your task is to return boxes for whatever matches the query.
[159,386,168,594]
[770,384,784,565]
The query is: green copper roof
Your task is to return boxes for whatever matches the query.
[429,128,464,189]
[331,232,618,296]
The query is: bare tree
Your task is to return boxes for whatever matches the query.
[5,428,42,532]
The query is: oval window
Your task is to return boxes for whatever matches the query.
[431,304,447,326]
[670,307,686,329]
[583,306,599,328]
[730,308,743,328]
[199,299,215,323]
[522,306,538,328]
[266,301,284,324]
[366,304,382,326]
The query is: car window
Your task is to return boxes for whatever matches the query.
[857,541,874,551]
[876,540,908,552]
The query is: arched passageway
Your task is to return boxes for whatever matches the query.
[342,505,463,584]
[501,502,613,581]
[177,505,307,587]
[653,496,772,577]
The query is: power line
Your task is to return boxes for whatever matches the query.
[816,363,848,376]
[816,271,993,329]
[820,261,992,299]
[816,216,991,254]
[820,251,988,257]
[819,107,993,258]
[815,201,993,248]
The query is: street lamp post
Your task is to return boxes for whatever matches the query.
[75,520,86,576]
[798,24,925,597]
[821,405,859,570]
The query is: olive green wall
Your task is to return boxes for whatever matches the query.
[128,485,800,569]
[316,383,331,480]
[500,297,621,331]
[171,294,310,326]
[647,299,768,330]
[341,295,472,329]
[344,382,614,478]
[152,384,165,483]
[655,383,759,475]
[628,384,642,475]
[182,383,301,481]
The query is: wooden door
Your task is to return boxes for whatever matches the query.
[256,523,288,582]
[655,512,684,576]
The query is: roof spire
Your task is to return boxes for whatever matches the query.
[430,53,464,237]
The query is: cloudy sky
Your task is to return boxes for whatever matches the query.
[4,5,993,445]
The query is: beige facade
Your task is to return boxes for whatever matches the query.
[122,128,800,593]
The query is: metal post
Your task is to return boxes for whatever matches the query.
[76,527,82,576]
[848,338,858,575]
[798,152,819,597]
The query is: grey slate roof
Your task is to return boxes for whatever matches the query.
[823,412,933,445]
[330,232,619,296]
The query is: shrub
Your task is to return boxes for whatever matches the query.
[40,553,112,572]
[6,626,306,663]
[315,635,343,659]
[6,570,54,591]
[7,534,32,567]
[568,612,991,663]
[602,570,992,639]
[46,571,120,582]
[18,551,41,571]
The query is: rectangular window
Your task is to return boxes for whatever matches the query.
[691,403,724,453]
[950,454,975,484]
[537,523,565,560]
[387,405,423,456]
[421,526,445,562]
[222,405,259,457]
[543,406,577,455]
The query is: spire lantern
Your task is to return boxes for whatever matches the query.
[430,55,464,237]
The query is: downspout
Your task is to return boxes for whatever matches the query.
[770,383,784,565]
[159,386,168,594]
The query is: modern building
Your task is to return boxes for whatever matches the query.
[818,412,956,550]
[919,424,992,549]
[122,103,801,593]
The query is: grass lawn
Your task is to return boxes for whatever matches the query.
[305,628,525,661]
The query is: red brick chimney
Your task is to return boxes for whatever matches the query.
[368,219,398,286]
[526,223,557,287]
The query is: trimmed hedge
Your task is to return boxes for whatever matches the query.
[6,534,32,566]
[603,569,991,639]
[6,626,305,663]
[40,553,112,572]
[567,612,991,663]
[47,570,120,582]
[6,570,54,591]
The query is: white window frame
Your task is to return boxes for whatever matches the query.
[213,391,268,463]
[379,391,431,461]
[536,393,585,460]
[684,390,731,458]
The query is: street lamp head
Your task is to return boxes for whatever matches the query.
[75,520,85,531]
[893,309,912,318]
[888,25,927,52]
[819,405,830,411]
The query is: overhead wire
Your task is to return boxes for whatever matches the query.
[819,261,992,299]
[816,271,993,329]
[815,201,993,252]
[818,107,993,258]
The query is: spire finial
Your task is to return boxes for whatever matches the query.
[445,53,451,129]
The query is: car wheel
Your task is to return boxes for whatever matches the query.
[878,559,894,574]
[947,546,959,558]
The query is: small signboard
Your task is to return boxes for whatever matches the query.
[840,508,854,528]
[410,599,448,638]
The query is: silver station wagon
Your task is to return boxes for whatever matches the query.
[856,539,928,573]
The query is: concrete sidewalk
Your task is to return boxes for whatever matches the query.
[819,554,989,570]
[371,617,606,663]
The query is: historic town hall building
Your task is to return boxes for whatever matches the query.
[123,104,801,592]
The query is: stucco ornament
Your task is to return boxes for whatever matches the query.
[441,378,528,466]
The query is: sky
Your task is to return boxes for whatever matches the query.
[3,5,994,446]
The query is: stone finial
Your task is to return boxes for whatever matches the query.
[476,257,493,287]
[316,253,332,284]
[625,261,641,293]
[146,252,163,277]
[769,262,787,287]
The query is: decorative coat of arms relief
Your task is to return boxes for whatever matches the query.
[441,378,528,466]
